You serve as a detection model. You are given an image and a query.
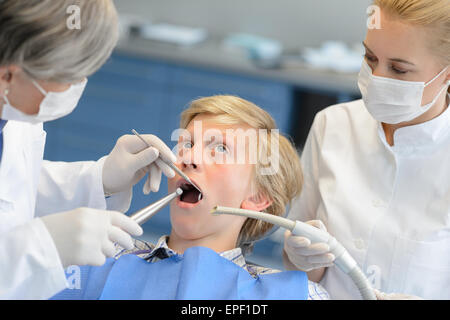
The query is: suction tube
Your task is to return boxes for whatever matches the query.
[212,206,376,300]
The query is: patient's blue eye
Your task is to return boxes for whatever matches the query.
[215,144,228,153]
[183,142,193,149]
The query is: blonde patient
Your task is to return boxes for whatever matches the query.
[52,95,329,300]
[124,95,329,299]
[168,96,300,256]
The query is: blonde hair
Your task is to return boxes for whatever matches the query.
[180,95,303,253]
[0,0,119,82]
[374,0,450,67]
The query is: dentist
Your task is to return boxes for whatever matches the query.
[0,0,176,299]
[284,0,450,299]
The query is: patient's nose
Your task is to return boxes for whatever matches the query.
[180,144,202,171]
[183,162,198,170]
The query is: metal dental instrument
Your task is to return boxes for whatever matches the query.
[131,129,202,194]
[211,206,377,300]
[113,188,183,258]
[131,188,183,225]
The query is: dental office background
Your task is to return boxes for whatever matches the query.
[45,0,371,270]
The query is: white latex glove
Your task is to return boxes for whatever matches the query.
[283,220,335,272]
[102,134,177,195]
[374,289,424,300]
[40,207,143,268]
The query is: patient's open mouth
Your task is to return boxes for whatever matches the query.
[177,180,203,204]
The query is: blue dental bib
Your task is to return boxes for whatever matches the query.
[52,246,308,300]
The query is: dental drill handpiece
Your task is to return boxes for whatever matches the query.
[130,188,183,225]
[113,189,183,258]
[211,206,377,300]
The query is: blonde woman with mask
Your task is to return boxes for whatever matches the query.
[0,1,177,299]
[284,0,450,299]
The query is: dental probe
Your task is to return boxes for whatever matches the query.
[131,188,183,225]
[211,206,377,300]
[131,129,202,194]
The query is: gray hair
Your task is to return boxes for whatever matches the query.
[0,0,119,83]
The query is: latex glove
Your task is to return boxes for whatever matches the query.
[283,220,335,272]
[374,289,424,300]
[41,207,143,268]
[102,134,177,195]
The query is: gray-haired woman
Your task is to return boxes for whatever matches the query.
[0,0,176,299]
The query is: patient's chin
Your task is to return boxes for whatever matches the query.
[170,223,207,242]
[170,208,205,230]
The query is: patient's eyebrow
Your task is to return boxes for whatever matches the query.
[204,135,225,145]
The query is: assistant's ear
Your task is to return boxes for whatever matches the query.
[241,193,272,212]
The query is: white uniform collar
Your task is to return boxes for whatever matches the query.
[378,93,450,150]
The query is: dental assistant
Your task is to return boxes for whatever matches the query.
[0,0,176,299]
[284,0,450,300]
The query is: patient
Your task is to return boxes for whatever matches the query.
[52,95,329,300]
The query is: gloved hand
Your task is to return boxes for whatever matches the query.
[284,220,335,272]
[374,289,424,300]
[41,207,143,268]
[102,134,177,195]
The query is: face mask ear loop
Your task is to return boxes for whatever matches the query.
[2,88,10,105]
[31,79,48,96]
[425,66,449,88]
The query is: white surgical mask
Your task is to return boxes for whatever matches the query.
[1,78,87,124]
[358,60,449,124]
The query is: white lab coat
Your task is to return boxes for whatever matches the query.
[0,120,132,299]
[288,97,450,300]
